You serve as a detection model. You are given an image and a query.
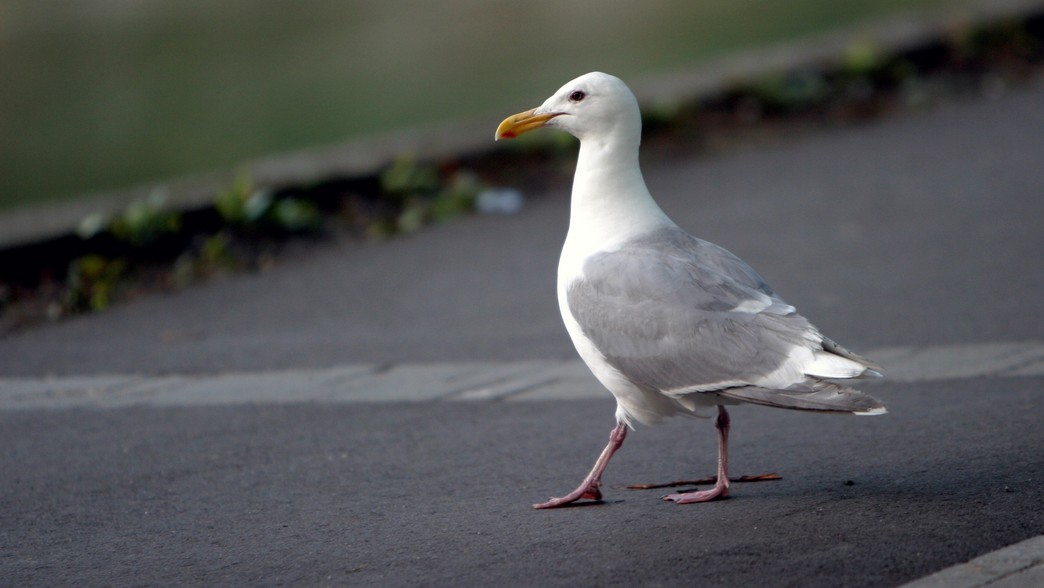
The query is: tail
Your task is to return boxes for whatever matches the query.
[718,378,887,415]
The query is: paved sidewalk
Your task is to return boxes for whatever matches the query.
[2,357,1042,586]
[3,342,1043,586]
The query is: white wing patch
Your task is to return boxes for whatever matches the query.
[730,295,773,314]
[752,345,815,389]
[753,342,878,390]
[804,351,877,379]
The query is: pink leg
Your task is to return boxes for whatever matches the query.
[664,406,731,504]
[533,421,628,509]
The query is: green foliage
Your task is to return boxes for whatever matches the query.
[378,157,485,235]
[171,231,242,288]
[269,198,322,232]
[395,198,428,234]
[431,170,482,222]
[214,174,321,233]
[198,232,237,267]
[108,191,182,246]
[76,190,182,246]
[214,174,272,224]
[379,156,440,198]
[63,255,127,313]
[842,38,883,77]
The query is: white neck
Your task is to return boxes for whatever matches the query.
[565,134,673,251]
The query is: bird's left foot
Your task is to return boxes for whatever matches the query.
[662,483,729,504]
[533,482,603,509]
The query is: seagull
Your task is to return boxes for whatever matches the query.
[495,72,885,509]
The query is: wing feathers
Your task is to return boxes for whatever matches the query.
[716,379,886,414]
[568,227,887,416]
[820,335,884,377]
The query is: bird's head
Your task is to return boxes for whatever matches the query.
[495,72,641,144]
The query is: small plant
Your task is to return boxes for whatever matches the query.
[379,156,440,197]
[109,190,181,246]
[377,157,486,235]
[63,254,127,313]
[430,169,482,222]
[214,173,272,225]
[215,173,321,234]
[841,38,883,77]
[171,231,242,288]
[268,198,322,232]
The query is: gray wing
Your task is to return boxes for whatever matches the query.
[567,227,818,394]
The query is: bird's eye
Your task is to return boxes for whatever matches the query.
[569,90,586,103]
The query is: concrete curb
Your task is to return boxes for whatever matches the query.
[899,534,1044,588]
[1,340,1040,410]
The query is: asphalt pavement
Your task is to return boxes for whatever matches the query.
[2,79,1043,586]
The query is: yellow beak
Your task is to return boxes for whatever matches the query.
[495,108,561,141]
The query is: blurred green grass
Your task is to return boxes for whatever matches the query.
[0,0,971,210]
